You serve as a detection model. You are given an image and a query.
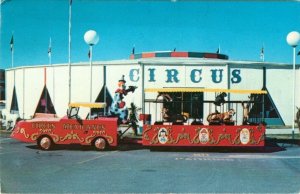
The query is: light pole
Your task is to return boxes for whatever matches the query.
[286,31,300,140]
[84,30,99,119]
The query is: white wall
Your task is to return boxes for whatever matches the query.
[5,61,299,126]
[15,68,25,118]
[296,68,300,110]
[24,67,45,118]
[5,70,15,112]
[229,67,264,125]
[42,66,69,117]
[267,67,299,126]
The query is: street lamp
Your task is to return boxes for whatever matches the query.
[286,31,300,140]
[84,30,99,118]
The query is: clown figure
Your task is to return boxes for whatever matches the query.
[109,75,137,124]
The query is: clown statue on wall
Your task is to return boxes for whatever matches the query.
[109,75,137,124]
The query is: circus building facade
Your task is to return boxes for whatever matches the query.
[4,51,300,132]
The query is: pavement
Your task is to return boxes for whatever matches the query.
[1,136,300,193]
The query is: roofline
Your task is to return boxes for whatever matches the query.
[4,57,300,71]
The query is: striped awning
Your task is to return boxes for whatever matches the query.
[130,51,229,60]
[144,88,267,94]
[69,102,107,108]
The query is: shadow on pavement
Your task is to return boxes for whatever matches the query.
[26,143,145,152]
[266,137,300,146]
[148,146,286,153]
[26,144,116,152]
[148,139,295,153]
[24,138,299,153]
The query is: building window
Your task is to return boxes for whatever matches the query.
[35,86,56,114]
[0,69,4,101]
[10,86,19,114]
[91,86,112,116]
[249,92,284,125]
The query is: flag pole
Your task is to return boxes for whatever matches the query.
[68,0,72,104]
[10,33,14,68]
[286,31,299,141]
[12,46,14,68]
[216,44,220,54]
[292,47,296,140]
[89,45,93,119]
[48,37,52,65]
[261,44,265,62]
[49,37,55,107]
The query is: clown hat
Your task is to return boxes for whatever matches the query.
[119,75,126,83]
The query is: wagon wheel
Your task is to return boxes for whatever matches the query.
[93,137,107,151]
[37,136,53,150]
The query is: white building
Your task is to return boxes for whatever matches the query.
[4,51,300,129]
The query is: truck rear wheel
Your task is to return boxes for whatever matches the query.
[93,137,107,151]
[37,136,53,150]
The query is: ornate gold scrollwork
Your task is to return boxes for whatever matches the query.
[150,126,162,144]
[249,128,257,144]
[191,128,202,144]
[142,125,153,141]
[249,128,265,145]
[30,129,58,143]
[20,128,30,138]
[150,133,159,144]
[256,133,265,144]
[208,128,217,144]
[31,132,39,141]
[50,133,59,143]
[84,132,114,144]
[213,134,232,144]
[166,127,175,144]
[103,135,114,144]
[232,128,242,145]
[11,127,20,137]
[60,131,84,143]
[85,134,96,144]
[171,132,192,144]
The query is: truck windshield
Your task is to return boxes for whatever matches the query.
[67,107,79,119]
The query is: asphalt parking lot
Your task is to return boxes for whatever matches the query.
[1,136,300,193]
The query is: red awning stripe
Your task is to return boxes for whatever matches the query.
[130,51,228,60]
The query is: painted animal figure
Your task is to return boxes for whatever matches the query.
[156,93,173,102]
[242,101,250,124]
[207,109,235,123]
[161,108,187,123]
[214,92,227,106]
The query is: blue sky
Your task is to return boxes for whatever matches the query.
[1,0,300,69]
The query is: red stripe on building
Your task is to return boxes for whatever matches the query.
[142,52,155,58]
[204,53,218,59]
[171,52,189,57]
